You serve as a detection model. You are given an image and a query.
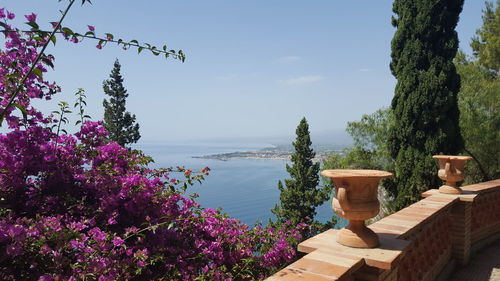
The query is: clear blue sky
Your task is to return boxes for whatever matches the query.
[2,1,486,143]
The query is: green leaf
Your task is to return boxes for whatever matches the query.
[62,27,74,36]
[26,21,40,30]
[41,57,54,69]
[151,224,158,234]
[4,73,21,79]
[13,103,28,121]
[50,35,57,46]
[32,69,43,79]
[0,114,6,126]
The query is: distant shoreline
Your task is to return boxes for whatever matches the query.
[192,145,344,162]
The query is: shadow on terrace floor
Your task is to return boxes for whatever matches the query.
[448,239,500,281]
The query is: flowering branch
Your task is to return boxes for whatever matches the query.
[0,29,186,61]
[0,0,75,125]
[0,2,185,127]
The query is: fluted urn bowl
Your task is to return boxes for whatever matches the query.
[321,169,393,248]
[433,155,472,194]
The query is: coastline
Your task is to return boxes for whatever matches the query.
[192,146,344,162]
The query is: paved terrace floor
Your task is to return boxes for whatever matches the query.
[447,239,500,281]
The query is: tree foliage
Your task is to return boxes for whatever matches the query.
[471,0,500,73]
[455,1,500,183]
[346,108,394,169]
[272,118,331,232]
[102,59,141,147]
[322,147,383,173]
[389,0,464,210]
[455,55,500,183]
[323,108,394,172]
[323,109,397,213]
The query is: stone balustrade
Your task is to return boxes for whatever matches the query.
[267,179,500,281]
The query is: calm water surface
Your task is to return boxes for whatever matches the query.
[135,142,345,227]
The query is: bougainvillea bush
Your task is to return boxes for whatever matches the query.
[0,9,305,280]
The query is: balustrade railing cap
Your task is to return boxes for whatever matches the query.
[432,155,472,160]
[320,169,393,179]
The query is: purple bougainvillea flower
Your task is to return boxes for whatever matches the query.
[96,44,102,50]
[87,25,95,31]
[7,11,15,20]
[112,237,124,247]
[0,8,5,18]
[24,13,36,22]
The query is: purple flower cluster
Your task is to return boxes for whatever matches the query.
[0,10,305,280]
[0,12,59,129]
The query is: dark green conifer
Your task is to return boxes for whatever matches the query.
[272,118,329,226]
[388,0,464,209]
[103,59,140,147]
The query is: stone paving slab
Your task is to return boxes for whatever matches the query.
[448,239,500,281]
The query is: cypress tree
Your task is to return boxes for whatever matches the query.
[272,118,329,227]
[103,59,141,147]
[388,0,464,210]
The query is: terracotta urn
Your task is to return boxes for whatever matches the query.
[321,169,393,248]
[432,155,472,194]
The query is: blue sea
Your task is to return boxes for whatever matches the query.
[135,142,345,227]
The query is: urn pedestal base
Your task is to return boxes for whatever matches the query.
[438,184,463,194]
[337,220,379,248]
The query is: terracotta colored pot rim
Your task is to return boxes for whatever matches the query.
[320,169,393,179]
[432,155,472,160]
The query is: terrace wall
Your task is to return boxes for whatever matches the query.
[267,179,500,281]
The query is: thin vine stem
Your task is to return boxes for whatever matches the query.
[0,30,185,60]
